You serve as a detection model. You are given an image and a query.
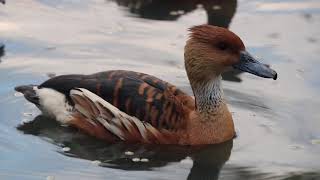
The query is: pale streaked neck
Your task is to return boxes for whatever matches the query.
[191,76,224,115]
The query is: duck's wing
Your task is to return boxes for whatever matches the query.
[70,88,178,144]
[39,70,195,143]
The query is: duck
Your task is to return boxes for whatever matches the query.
[111,0,237,28]
[15,25,277,145]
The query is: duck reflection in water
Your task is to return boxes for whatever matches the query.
[18,115,233,180]
[109,0,242,82]
[0,44,5,63]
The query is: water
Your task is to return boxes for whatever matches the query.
[0,0,320,179]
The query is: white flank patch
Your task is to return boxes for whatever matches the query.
[36,87,73,124]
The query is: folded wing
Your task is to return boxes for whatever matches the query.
[70,88,178,144]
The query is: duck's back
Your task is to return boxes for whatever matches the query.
[39,70,195,131]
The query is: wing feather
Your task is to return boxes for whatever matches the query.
[70,88,176,143]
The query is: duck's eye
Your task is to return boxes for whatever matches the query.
[217,42,228,51]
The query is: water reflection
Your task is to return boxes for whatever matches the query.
[110,0,237,28]
[0,44,5,63]
[109,0,242,82]
[18,115,233,180]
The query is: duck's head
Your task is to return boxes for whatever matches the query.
[184,25,277,83]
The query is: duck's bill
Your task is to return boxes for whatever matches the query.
[233,51,277,80]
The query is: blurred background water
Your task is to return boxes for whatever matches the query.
[0,0,320,179]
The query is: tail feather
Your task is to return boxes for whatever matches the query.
[70,88,170,143]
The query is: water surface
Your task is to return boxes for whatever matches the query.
[0,0,320,179]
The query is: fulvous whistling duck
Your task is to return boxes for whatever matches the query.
[15,25,277,145]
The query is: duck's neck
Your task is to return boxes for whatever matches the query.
[191,76,225,120]
[193,76,223,113]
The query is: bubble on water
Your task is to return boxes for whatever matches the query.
[91,160,101,165]
[132,158,140,162]
[14,92,23,97]
[23,112,33,117]
[140,158,149,162]
[60,124,69,127]
[177,10,185,15]
[124,151,134,156]
[180,156,192,164]
[169,11,179,16]
[62,147,71,152]
[212,5,222,10]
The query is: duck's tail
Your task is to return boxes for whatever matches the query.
[69,88,168,143]
[15,85,40,106]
